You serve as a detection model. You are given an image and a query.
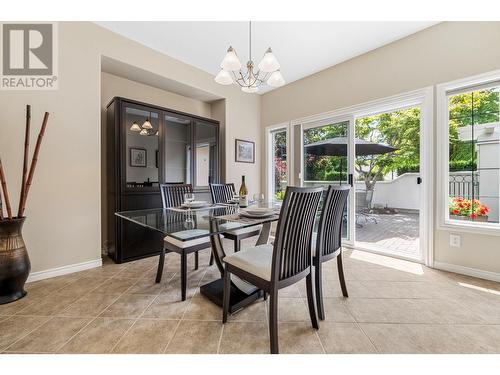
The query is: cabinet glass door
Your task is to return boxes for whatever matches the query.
[124,105,160,190]
[164,113,192,184]
[194,120,218,188]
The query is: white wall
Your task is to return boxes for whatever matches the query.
[355,173,420,211]
[0,22,260,274]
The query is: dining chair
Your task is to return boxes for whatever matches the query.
[314,185,350,320]
[209,183,261,252]
[222,186,323,354]
[157,183,212,301]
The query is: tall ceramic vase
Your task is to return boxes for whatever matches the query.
[0,217,30,304]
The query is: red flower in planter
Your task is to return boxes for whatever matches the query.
[449,197,490,219]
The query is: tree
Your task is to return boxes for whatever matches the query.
[355,108,420,191]
[448,88,499,168]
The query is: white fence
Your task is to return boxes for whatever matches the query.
[304,173,420,210]
[356,173,420,210]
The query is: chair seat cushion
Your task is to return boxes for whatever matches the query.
[230,274,259,294]
[220,222,262,236]
[224,244,273,281]
[165,229,210,249]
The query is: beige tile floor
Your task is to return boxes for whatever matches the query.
[1,238,500,354]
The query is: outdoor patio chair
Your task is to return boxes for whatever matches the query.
[355,189,378,226]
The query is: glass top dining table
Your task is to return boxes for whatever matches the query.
[116,201,282,311]
[115,201,282,243]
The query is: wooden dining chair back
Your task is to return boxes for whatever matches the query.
[160,183,192,208]
[314,185,350,320]
[222,186,323,354]
[316,185,350,259]
[272,187,324,285]
[209,182,260,252]
[209,183,235,204]
[156,183,211,300]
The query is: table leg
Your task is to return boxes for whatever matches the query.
[201,222,263,312]
[208,225,226,278]
[255,222,272,246]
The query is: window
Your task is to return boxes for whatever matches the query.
[302,121,349,186]
[439,73,500,231]
[268,127,288,201]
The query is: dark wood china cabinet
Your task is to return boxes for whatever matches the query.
[105,97,220,263]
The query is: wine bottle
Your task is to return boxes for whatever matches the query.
[239,175,248,207]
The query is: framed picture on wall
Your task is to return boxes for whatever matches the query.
[130,147,147,167]
[235,139,255,163]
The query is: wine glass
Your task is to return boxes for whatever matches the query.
[184,193,195,222]
[232,193,240,205]
[253,193,265,204]
[184,193,195,206]
[184,210,195,228]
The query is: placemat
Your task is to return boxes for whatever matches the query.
[168,204,225,213]
[215,212,279,224]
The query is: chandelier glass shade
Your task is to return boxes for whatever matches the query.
[214,22,285,93]
[130,121,141,132]
[142,118,153,129]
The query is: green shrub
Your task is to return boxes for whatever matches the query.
[396,160,477,175]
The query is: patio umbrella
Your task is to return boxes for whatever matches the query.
[304,137,398,184]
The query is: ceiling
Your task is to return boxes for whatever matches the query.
[96,21,438,94]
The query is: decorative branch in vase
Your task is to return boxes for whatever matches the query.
[0,105,50,305]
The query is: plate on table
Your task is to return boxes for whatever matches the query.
[181,201,209,209]
[240,208,275,218]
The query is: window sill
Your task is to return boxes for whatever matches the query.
[437,219,500,237]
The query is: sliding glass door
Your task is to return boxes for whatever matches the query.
[301,117,354,243]
[354,106,422,260]
[296,107,425,260]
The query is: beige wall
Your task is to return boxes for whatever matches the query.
[101,72,212,118]
[261,22,500,274]
[0,22,260,274]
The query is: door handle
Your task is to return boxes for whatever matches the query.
[348,174,353,187]
[417,177,422,185]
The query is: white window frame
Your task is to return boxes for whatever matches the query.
[436,70,500,236]
[265,122,291,201]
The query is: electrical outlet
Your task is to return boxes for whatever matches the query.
[450,234,461,247]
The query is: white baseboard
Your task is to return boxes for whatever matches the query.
[433,261,500,283]
[27,258,102,283]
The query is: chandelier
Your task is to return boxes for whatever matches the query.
[130,113,158,136]
[214,22,285,93]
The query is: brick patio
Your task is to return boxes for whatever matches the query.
[355,212,420,259]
